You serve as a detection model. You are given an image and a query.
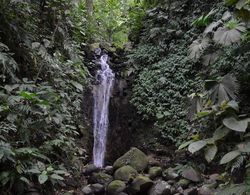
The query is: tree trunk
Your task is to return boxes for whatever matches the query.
[86,0,93,17]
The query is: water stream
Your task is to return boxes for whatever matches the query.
[93,54,115,168]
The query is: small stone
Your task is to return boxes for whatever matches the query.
[163,168,179,180]
[198,184,216,195]
[130,175,154,194]
[183,188,198,195]
[114,165,138,182]
[81,185,93,195]
[82,164,99,176]
[149,167,162,179]
[177,179,190,189]
[181,167,201,182]
[107,180,126,195]
[104,166,114,175]
[148,179,171,195]
[177,186,184,194]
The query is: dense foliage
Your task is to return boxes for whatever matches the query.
[0,0,88,193]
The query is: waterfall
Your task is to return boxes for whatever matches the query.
[93,54,115,168]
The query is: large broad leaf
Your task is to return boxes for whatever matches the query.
[223,117,249,132]
[213,126,230,141]
[188,140,207,154]
[205,144,218,162]
[188,38,209,60]
[38,173,48,184]
[201,51,221,66]
[50,174,64,180]
[204,21,223,35]
[220,150,241,164]
[205,74,239,104]
[178,140,195,150]
[213,22,246,46]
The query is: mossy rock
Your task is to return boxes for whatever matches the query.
[113,147,148,171]
[90,172,113,185]
[148,167,162,179]
[114,165,138,182]
[129,175,153,194]
[107,180,126,195]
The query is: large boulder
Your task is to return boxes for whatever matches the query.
[114,165,138,182]
[82,164,99,176]
[149,167,162,179]
[90,172,113,185]
[181,167,201,183]
[148,180,171,195]
[107,180,126,195]
[129,175,153,194]
[113,147,148,171]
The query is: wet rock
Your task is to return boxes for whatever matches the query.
[183,188,198,195]
[177,186,184,194]
[177,179,190,189]
[113,147,149,171]
[148,179,171,195]
[114,165,138,182]
[129,175,153,194]
[107,180,126,195]
[90,172,113,185]
[83,164,99,176]
[149,167,162,179]
[91,183,105,194]
[104,166,114,175]
[181,167,201,182]
[117,193,128,195]
[198,184,216,195]
[81,185,93,195]
[148,155,161,166]
[163,168,179,180]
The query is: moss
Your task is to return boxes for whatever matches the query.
[114,165,138,182]
[129,175,153,194]
[107,180,126,195]
[113,147,149,171]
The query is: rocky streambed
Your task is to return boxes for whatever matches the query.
[80,148,220,195]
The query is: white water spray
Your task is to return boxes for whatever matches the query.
[93,54,115,168]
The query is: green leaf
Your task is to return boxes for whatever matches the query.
[227,100,239,112]
[213,127,230,141]
[205,144,218,162]
[188,140,207,154]
[38,173,48,184]
[53,170,67,175]
[50,174,64,180]
[220,150,241,164]
[188,38,209,61]
[19,91,37,100]
[71,81,83,91]
[213,22,246,46]
[197,111,211,118]
[26,168,41,174]
[20,177,30,185]
[178,140,195,150]
[223,117,249,132]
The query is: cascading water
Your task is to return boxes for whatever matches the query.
[93,54,115,168]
